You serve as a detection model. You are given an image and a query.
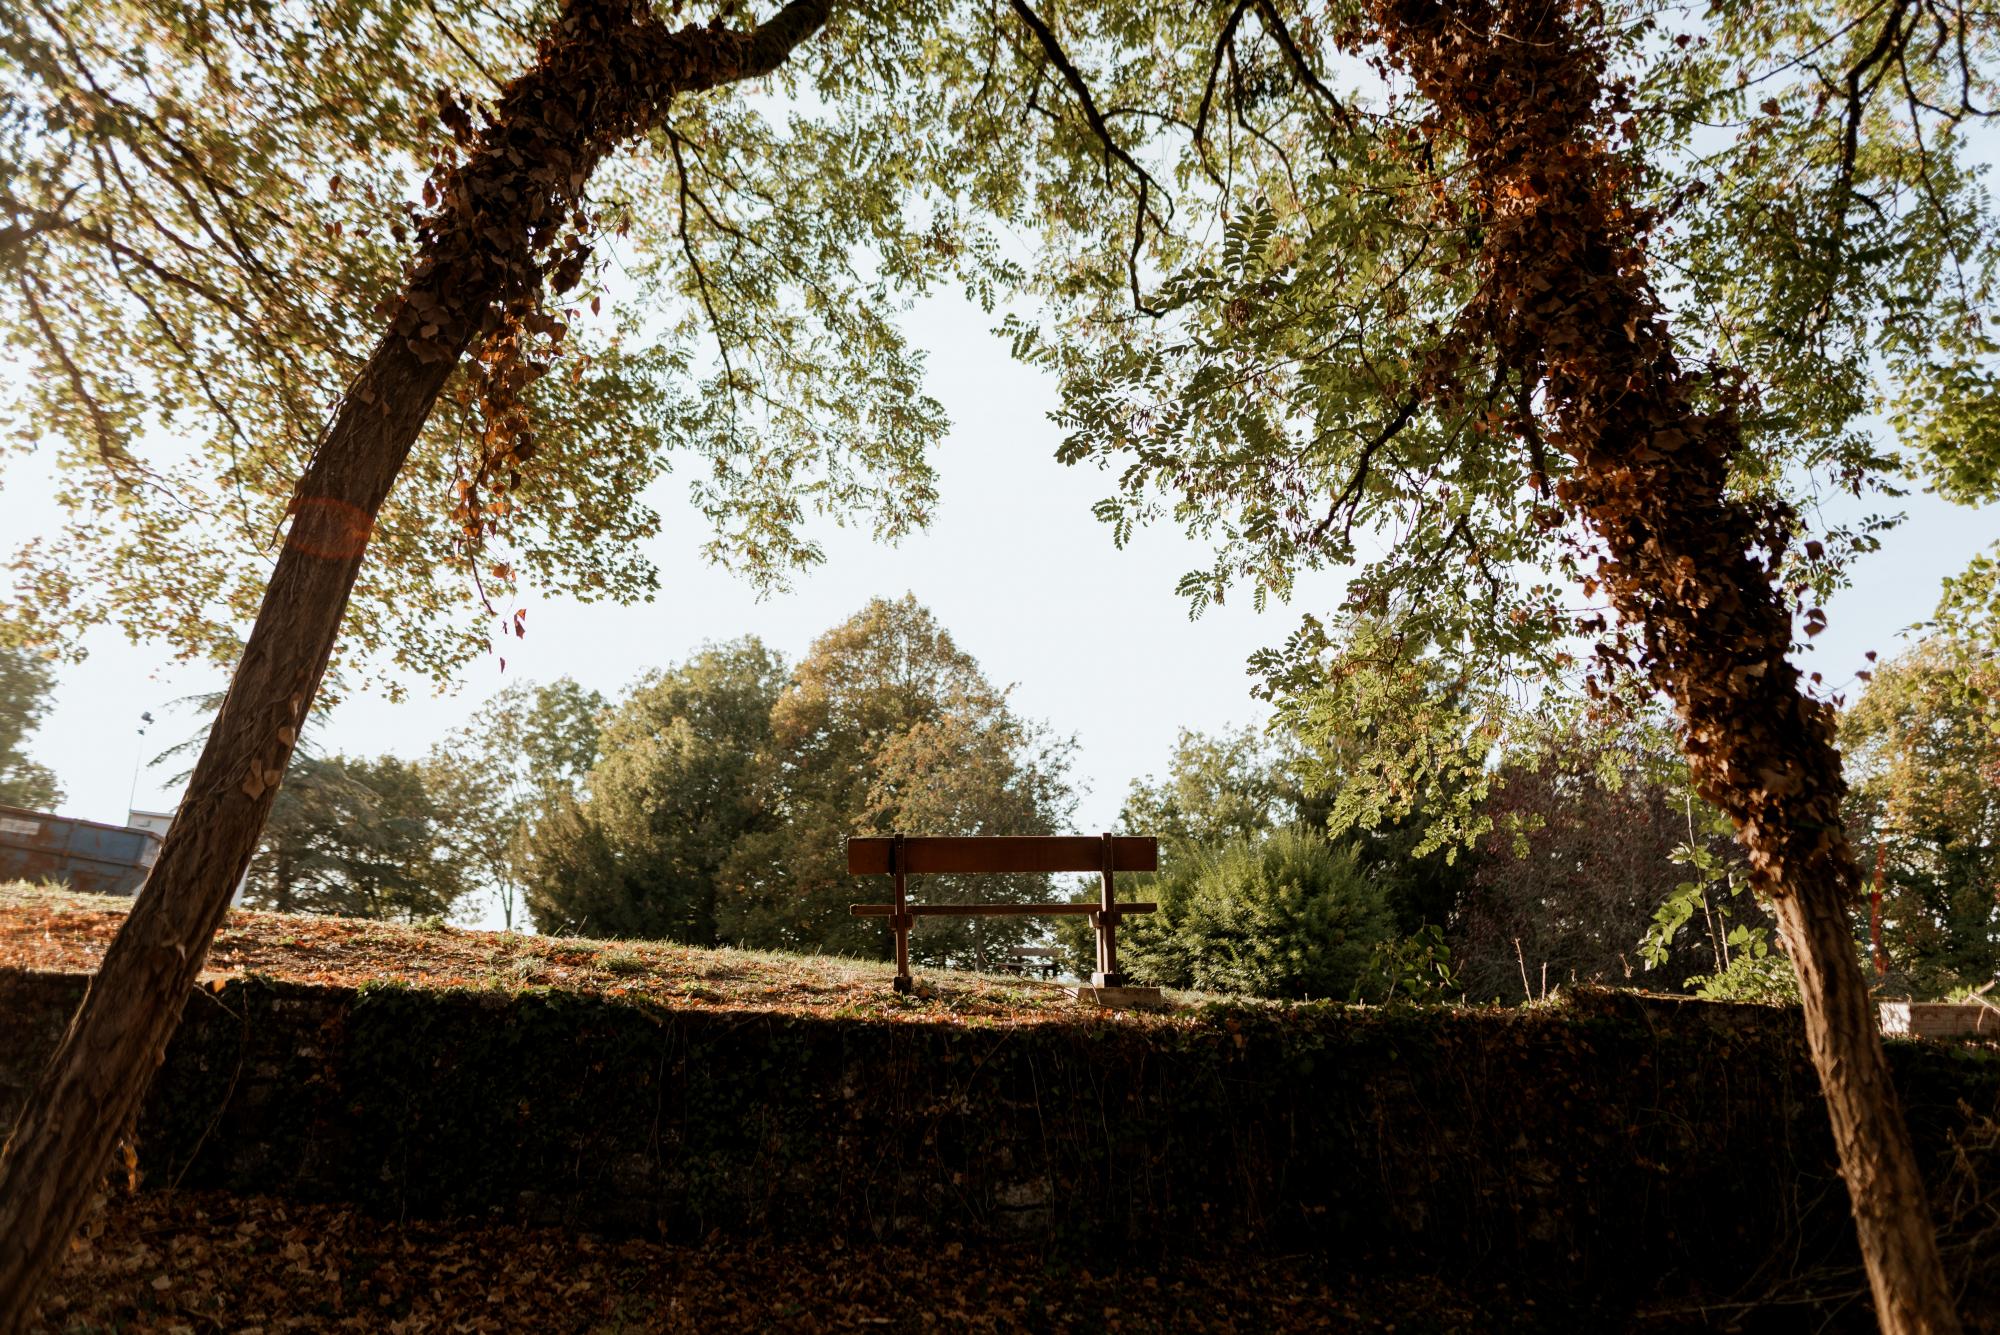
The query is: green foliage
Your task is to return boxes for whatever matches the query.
[1255,617,1508,860]
[487,600,1069,962]
[1355,924,1461,1006]
[1062,718,1470,975]
[524,641,781,943]
[1936,548,2000,645]
[2,0,535,682]
[996,0,2000,845]
[0,638,61,809]
[0,0,1016,689]
[1638,775,1772,984]
[1841,633,2000,993]
[1120,827,1395,1001]
[1688,953,1802,1006]
[1643,0,2000,531]
[244,757,376,915]
[1350,809,1482,944]
[1118,725,1328,850]
[1061,724,1324,976]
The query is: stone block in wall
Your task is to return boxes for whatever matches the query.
[1880,1000,2000,1041]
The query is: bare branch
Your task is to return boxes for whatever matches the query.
[666,124,742,434]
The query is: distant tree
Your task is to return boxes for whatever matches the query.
[1119,827,1393,1001]
[1260,618,1499,934]
[415,757,520,927]
[1458,712,1746,1003]
[1120,726,1328,849]
[430,677,604,930]
[0,642,61,810]
[243,757,379,915]
[244,754,468,922]
[1842,635,2000,994]
[524,641,781,941]
[1065,717,1474,980]
[344,755,472,921]
[1352,814,1481,944]
[717,597,1074,968]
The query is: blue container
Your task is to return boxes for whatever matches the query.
[0,805,162,896]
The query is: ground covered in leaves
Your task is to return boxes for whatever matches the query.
[32,1190,1593,1335]
[0,883,1186,1025]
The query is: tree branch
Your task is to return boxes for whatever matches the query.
[1817,0,1914,329]
[1310,391,1422,549]
[0,187,81,272]
[1008,0,1168,313]
[1253,0,1354,128]
[1193,0,1253,181]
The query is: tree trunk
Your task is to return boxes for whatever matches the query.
[1773,878,1954,1329]
[1372,1,1961,1328]
[0,1,831,1328]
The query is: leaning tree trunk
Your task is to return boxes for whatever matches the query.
[1369,1,1959,1329]
[0,1,832,1328]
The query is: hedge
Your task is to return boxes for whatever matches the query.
[4,968,1997,1320]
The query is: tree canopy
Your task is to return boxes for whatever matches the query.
[0,0,1014,690]
[524,641,778,940]
[1010,0,2000,637]
[429,676,604,929]
[10,0,1997,780]
[245,753,470,921]
[716,596,1074,966]
[1842,631,2000,992]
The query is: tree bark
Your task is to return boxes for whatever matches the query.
[0,1,832,1328]
[1371,1,1961,1328]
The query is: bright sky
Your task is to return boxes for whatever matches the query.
[5,285,1997,928]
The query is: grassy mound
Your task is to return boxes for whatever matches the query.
[0,882,1190,1024]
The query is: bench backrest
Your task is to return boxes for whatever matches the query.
[846,834,1157,876]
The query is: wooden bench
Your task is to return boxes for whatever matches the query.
[847,833,1158,993]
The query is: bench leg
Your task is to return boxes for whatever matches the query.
[1090,912,1126,988]
[892,910,912,993]
[891,847,913,993]
[1093,835,1126,987]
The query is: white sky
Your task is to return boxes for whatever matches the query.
[4,286,1997,929]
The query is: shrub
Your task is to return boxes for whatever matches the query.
[1123,827,1396,1000]
[1688,952,1800,1004]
